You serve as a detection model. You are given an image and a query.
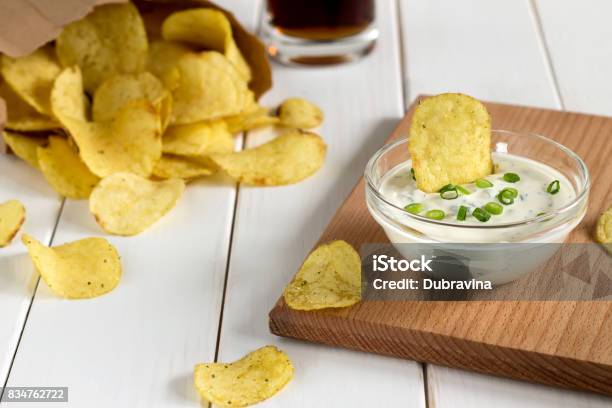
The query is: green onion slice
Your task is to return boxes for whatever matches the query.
[485,202,503,215]
[456,185,471,195]
[503,172,520,183]
[404,203,424,214]
[439,184,458,200]
[475,179,493,188]
[547,180,560,195]
[457,205,468,221]
[410,168,416,181]
[498,193,514,205]
[472,207,491,222]
[425,209,445,220]
[501,187,518,198]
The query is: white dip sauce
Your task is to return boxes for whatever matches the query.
[380,153,575,226]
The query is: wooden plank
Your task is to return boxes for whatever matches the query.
[268,98,612,396]
[0,153,63,384]
[216,0,427,406]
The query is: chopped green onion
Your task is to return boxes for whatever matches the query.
[547,180,560,195]
[536,212,546,216]
[457,205,468,221]
[439,184,458,200]
[472,207,491,222]
[484,202,503,215]
[475,179,493,188]
[503,172,520,183]
[501,187,518,198]
[456,185,471,195]
[410,168,416,181]
[425,210,445,220]
[404,203,424,214]
[497,192,514,205]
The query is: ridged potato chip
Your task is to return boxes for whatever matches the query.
[595,207,612,254]
[89,173,185,236]
[0,81,59,131]
[152,155,216,180]
[0,200,25,247]
[409,93,493,193]
[278,98,323,129]
[162,8,251,82]
[37,136,100,199]
[22,234,121,299]
[170,52,251,124]
[56,2,148,92]
[162,120,233,157]
[284,240,361,310]
[210,130,326,186]
[225,106,279,134]
[50,67,88,121]
[0,45,61,116]
[2,131,47,169]
[194,346,294,407]
[92,72,172,126]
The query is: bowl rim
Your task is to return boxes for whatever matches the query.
[364,129,590,230]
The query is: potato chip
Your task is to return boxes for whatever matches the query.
[162,120,233,157]
[2,131,47,169]
[37,136,100,199]
[170,52,251,124]
[0,45,61,115]
[0,81,59,131]
[147,40,192,89]
[225,106,279,134]
[284,240,361,310]
[89,172,184,236]
[210,130,326,186]
[595,207,612,254]
[278,98,323,129]
[0,200,25,247]
[56,2,148,92]
[152,155,216,180]
[92,72,172,127]
[409,93,493,193]
[194,345,294,407]
[162,8,252,82]
[49,67,88,121]
[21,234,121,299]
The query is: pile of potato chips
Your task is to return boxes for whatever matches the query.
[1,1,326,236]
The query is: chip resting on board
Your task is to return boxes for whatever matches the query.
[0,200,25,247]
[152,155,216,180]
[225,106,279,134]
[278,98,323,129]
[210,130,326,186]
[56,2,148,92]
[284,240,361,310]
[162,8,252,82]
[0,44,61,116]
[162,120,233,157]
[22,234,121,299]
[194,346,294,407]
[37,136,100,199]
[2,131,47,169]
[169,51,251,124]
[595,206,612,254]
[89,173,185,236]
[0,81,59,131]
[408,93,493,193]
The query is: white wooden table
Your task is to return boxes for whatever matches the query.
[1,0,611,406]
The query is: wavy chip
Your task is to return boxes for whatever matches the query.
[0,45,61,116]
[170,52,251,124]
[284,240,361,310]
[0,81,59,131]
[162,120,233,157]
[0,200,25,247]
[210,130,326,186]
[89,173,185,236]
[37,136,100,199]
[56,2,148,92]
[595,207,612,254]
[278,98,323,129]
[162,8,251,82]
[152,155,216,180]
[2,131,47,169]
[409,93,493,193]
[194,345,294,407]
[225,106,279,134]
[22,234,121,299]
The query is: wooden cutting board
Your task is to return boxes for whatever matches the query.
[269,97,612,395]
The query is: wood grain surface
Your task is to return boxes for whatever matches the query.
[269,97,612,395]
